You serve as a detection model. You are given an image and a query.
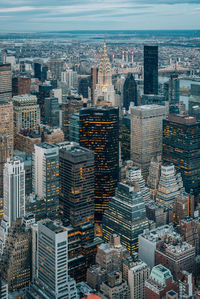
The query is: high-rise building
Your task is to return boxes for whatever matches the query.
[44,97,60,128]
[95,43,116,105]
[34,62,41,80]
[61,96,83,140]
[180,218,199,255]
[78,77,90,99]
[156,164,183,208]
[32,143,59,219]
[69,113,80,143]
[91,67,98,104]
[125,166,151,203]
[123,73,137,110]
[121,114,131,161]
[59,143,94,231]
[155,241,195,281]
[41,65,48,82]
[48,58,64,80]
[27,219,78,299]
[38,83,53,120]
[144,46,158,95]
[2,157,25,229]
[162,114,200,196]
[79,106,119,223]
[128,261,150,299]
[14,150,32,195]
[0,101,14,213]
[13,94,40,133]
[139,224,181,269]
[174,191,194,224]
[0,63,12,101]
[0,218,32,292]
[87,235,129,291]
[0,277,8,299]
[99,271,130,299]
[103,183,149,253]
[61,69,78,90]
[179,271,194,298]
[59,142,102,282]
[12,76,31,96]
[145,265,177,299]
[147,156,162,200]
[130,105,166,179]
[164,74,180,105]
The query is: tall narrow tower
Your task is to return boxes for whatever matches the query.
[144,46,158,95]
[3,157,25,227]
[95,42,115,105]
[79,106,119,223]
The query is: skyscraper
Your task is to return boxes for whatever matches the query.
[34,62,41,80]
[32,143,59,218]
[123,73,137,110]
[0,100,13,217]
[91,67,98,104]
[162,114,200,196]
[61,96,83,140]
[79,106,119,223]
[27,219,78,299]
[48,58,64,80]
[156,164,183,208]
[130,105,166,179]
[3,157,25,227]
[144,46,158,95]
[78,77,90,98]
[95,43,115,105]
[0,63,12,101]
[59,143,94,233]
[0,218,32,292]
[44,97,60,127]
[58,142,101,282]
[12,76,31,96]
[103,183,149,253]
[13,94,40,133]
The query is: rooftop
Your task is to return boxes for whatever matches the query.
[43,220,65,234]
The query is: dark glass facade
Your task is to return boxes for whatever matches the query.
[59,144,95,234]
[144,46,158,95]
[123,73,137,110]
[78,77,89,99]
[163,115,200,196]
[44,97,60,128]
[34,62,41,80]
[59,143,101,282]
[103,183,149,253]
[79,106,119,223]
[120,115,131,161]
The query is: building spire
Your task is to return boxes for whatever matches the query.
[104,33,107,54]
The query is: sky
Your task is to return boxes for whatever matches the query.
[0,0,200,32]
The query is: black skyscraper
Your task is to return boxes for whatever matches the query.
[123,73,137,110]
[78,77,89,99]
[144,45,158,95]
[34,62,41,80]
[163,114,200,196]
[79,106,119,224]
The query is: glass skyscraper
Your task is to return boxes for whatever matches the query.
[103,183,149,253]
[79,106,119,223]
[123,73,137,110]
[163,114,200,196]
[144,46,158,95]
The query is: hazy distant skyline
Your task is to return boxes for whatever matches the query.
[0,0,200,32]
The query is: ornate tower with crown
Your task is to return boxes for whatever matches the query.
[95,43,116,105]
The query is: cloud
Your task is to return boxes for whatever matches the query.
[0,0,199,30]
